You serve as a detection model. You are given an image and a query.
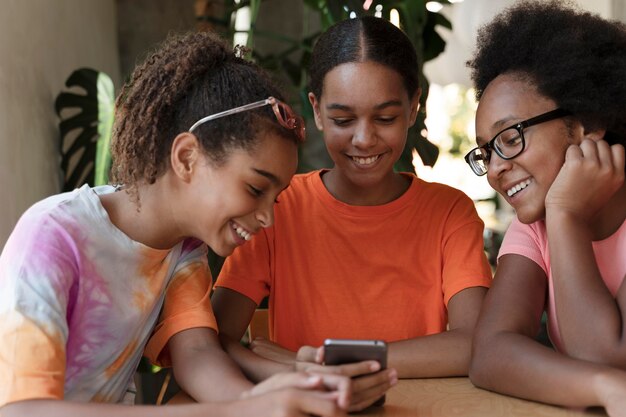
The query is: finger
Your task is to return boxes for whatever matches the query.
[324,360,381,377]
[595,139,614,167]
[292,390,344,417]
[307,372,352,409]
[352,369,397,392]
[578,139,599,163]
[316,346,324,364]
[564,143,584,163]
[611,143,625,174]
[349,370,396,411]
[296,345,319,362]
[259,372,324,394]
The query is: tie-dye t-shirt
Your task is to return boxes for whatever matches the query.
[0,184,217,406]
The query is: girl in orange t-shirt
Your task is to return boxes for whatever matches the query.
[211,16,492,412]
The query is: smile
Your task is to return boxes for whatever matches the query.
[351,154,381,166]
[231,221,252,241]
[506,179,532,197]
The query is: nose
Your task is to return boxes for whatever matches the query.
[487,152,513,181]
[255,201,275,228]
[352,120,377,149]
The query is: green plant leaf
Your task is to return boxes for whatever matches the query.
[95,72,115,186]
[55,68,115,191]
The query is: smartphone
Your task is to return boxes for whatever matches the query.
[323,339,388,406]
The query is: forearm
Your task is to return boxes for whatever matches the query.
[547,209,626,361]
[173,342,253,402]
[0,399,230,417]
[219,333,293,382]
[471,331,621,408]
[388,328,472,378]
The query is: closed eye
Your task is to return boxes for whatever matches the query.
[331,118,353,126]
[248,185,264,198]
[377,116,397,124]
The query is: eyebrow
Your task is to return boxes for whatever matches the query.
[252,168,280,185]
[476,115,521,146]
[325,100,403,112]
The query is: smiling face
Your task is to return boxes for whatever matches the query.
[476,74,575,224]
[309,61,419,203]
[178,130,298,256]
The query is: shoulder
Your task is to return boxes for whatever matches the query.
[277,170,323,202]
[409,178,480,220]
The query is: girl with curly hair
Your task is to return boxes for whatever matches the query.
[465,1,626,414]
[0,31,352,417]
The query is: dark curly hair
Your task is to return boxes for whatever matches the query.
[467,0,626,146]
[111,31,300,197]
[308,16,420,99]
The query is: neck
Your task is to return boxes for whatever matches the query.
[321,169,410,206]
[99,178,184,249]
[590,182,626,240]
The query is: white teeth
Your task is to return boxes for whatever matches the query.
[507,179,532,197]
[232,223,251,241]
[352,155,380,165]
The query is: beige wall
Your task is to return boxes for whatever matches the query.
[0,0,121,249]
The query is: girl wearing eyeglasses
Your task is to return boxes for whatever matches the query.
[465,1,626,415]
[210,16,492,412]
[0,31,353,417]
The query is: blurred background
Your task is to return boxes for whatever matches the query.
[0,0,622,250]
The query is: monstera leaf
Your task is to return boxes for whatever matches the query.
[55,68,115,191]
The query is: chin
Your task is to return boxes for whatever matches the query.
[213,245,235,257]
[514,208,545,225]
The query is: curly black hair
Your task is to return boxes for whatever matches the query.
[111,31,300,197]
[467,0,626,146]
[308,16,420,100]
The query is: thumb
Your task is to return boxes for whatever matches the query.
[297,345,320,362]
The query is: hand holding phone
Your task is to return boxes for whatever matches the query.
[323,339,388,407]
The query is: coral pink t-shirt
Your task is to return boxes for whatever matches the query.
[498,217,626,351]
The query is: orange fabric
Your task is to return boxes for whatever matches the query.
[144,260,217,367]
[0,312,66,406]
[216,170,492,352]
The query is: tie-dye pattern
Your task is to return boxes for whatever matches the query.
[0,185,216,406]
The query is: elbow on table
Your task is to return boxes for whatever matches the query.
[567,344,626,371]
[468,350,492,389]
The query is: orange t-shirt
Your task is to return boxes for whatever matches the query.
[216,171,492,351]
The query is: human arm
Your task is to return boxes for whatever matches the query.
[0,389,346,417]
[293,286,486,380]
[545,139,626,364]
[169,327,253,401]
[470,253,626,413]
[211,287,294,381]
[387,286,487,378]
[212,287,396,411]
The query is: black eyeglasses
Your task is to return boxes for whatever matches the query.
[464,108,571,176]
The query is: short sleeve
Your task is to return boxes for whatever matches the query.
[441,193,493,305]
[498,218,549,275]
[214,229,273,305]
[144,240,217,367]
[0,214,75,407]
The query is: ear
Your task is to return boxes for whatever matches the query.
[170,132,202,182]
[571,122,606,144]
[308,92,324,131]
[408,88,422,127]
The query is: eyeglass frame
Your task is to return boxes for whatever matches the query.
[464,108,571,176]
[188,96,305,142]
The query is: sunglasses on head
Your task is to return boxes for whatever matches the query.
[189,96,305,142]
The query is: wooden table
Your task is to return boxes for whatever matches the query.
[359,378,606,417]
